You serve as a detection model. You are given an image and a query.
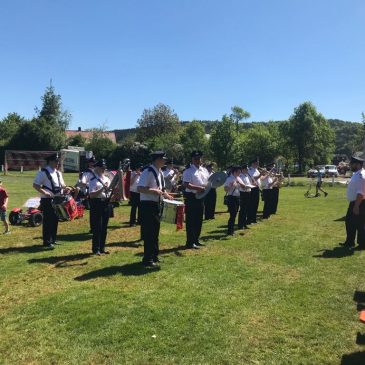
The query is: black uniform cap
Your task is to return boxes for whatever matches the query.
[191,150,203,158]
[87,156,96,163]
[45,153,59,162]
[249,159,258,165]
[241,164,248,169]
[150,151,168,161]
[351,155,365,164]
[134,163,144,169]
[94,159,107,168]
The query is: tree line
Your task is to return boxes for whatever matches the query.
[0,84,363,172]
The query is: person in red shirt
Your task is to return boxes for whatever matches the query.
[0,179,10,234]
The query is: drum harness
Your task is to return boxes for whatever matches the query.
[41,168,62,196]
[147,166,165,218]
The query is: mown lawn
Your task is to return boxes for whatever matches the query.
[0,172,365,364]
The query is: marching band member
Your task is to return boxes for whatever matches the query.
[224,166,243,235]
[260,166,276,219]
[78,156,96,233]
[342,155,365,249]
[138,151,173,268]
[247,159,262,224]
[270,163,281,214]
[163,159,178,192]
[204,162,217,220]
[129,163,143,227]
[88,159,111,255]
[238,164,253,230]
[33,154,68,249]
[183,150,210,249]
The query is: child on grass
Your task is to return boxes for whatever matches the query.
[0,179,10,234]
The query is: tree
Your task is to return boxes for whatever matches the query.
[209,115,239,169]
[180,121,210,162]
[67,134,87,147]
[36,82,71,130]
[85,128,116,160]
[0,113,26,142]
[230,106,250,131]
[6,117,66,151]
[242,125,279,165]
[136,103,181,141]
[286,102,334,172]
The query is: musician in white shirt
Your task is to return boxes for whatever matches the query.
[260,166,276,219]
[33,153,67,249]
[204,163,217,220]
[238,164,254,229]
[342,155,365,249]
[129,163,143,227]
[183,150,210,249]
[247,159,262,224]
[89,159,111,255]
[224,166,244,235]
[138,151,173,268]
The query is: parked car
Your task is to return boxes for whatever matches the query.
[307,166,325,178]
[325,165,338,177]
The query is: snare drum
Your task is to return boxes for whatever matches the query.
[161,199,185,230]
[52,195,78,221]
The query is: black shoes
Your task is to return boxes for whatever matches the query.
[143,261,160,268]
[196,241,205,247]
[186,244,200,249]
[44,244,55,250]
[340,241,355,248]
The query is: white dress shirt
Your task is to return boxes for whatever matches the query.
[261,175,273,190]
[183,164,210,194]
[347,169,365,202]
[130,171,141,193]
[80,169,95,186]
[248,167,260,187]
[33,166,65,198]
[138,165,164,202]
[89,174,111,199]
[239,173,252,192]
[224,175,242,196]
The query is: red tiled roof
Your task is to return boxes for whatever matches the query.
[65,130,116,144]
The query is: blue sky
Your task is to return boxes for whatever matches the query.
[0,0,364,130]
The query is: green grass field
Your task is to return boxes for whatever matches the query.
[1,172,365,364]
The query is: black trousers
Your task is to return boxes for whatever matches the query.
[185,192,205,246]
[90,199,110,253]
[204,188,217,219]
[248,187,260,223]
[227,195,240,234]
[88,198,94,232]
[140,201,161,263]
[41,198,58,246]
[271,187,279,214]
[129,192,141,225]
[262,189,273,219]
[238,191,250,228]
[345,201,365,247]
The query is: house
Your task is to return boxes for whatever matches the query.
[65,127,117,144]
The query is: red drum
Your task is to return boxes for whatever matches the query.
[52,196,78,221]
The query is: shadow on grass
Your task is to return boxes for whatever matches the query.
[107,240,143,248]
[135,245,186,258]
[56,233,91,242]
[313,246,354,258]
[200,234,229,241]
[341,351,365,364]
[334,216,346,222]
[28,253,92,268]
[356,332,365,345]
[0,244,46,255]
[74,263,157,280]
